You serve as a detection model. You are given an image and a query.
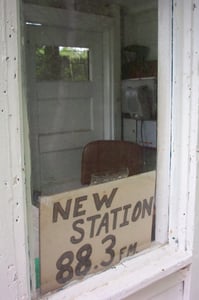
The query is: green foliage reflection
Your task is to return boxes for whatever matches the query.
[35,46,89,81]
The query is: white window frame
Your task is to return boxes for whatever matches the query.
[1,0,199,299]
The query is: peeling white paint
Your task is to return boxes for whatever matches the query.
[0,0,30,299]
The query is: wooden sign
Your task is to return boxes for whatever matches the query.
[40,171,155,294]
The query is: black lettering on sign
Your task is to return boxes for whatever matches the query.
[56,251,74,284]
[119,242,137,260]
[73,196,87,218]
[75,244,92,276]
[127,242,137,256]
[120,204,132,227]
[131,197,154,222]
[142,197,154,218]
[56,244,92,285]
[87,214,101,238]
[52,200,72,223]
[131,201,142,222]
[119,246,127,260]
[70,219,85,244]
[110,207,122,230]
[100,234,116,267]
[96,212,109,236]
[93,188,118,211]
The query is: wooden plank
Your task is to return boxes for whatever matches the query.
[0,0,30,298]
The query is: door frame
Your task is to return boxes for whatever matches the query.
[24,3,121,140]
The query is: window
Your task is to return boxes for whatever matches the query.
[35,46,90,81]
[2,0,198,299]
[23,1,158,297]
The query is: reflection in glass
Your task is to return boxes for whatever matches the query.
[35,46,89,81]
[23,0,158,296]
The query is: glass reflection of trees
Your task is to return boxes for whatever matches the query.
[35,46,89,81]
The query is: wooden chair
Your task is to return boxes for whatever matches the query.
[81,140,144,185]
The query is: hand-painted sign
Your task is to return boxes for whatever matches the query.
[40,171,155,294]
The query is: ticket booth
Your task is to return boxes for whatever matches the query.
[1,1,199,299]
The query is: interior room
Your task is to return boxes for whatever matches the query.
[22,0,157,293]
[3,1,199,299]
[23,0,157,200]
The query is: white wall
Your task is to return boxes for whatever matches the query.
[123,9,158,61]
[0,0,30,299]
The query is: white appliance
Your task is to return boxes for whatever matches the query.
[123,118,137,142]
[137,120,157,148]
[122,77,157,148]
[122,77,157,120]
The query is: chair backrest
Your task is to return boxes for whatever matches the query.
[81,140,144,185]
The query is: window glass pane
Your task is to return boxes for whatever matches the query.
[35,46,89,81]
[23,0,66,9]
[23,0,158,296]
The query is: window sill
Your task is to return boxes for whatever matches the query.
[41,244,192,300]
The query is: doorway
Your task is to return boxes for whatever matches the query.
[25,7,116,196]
